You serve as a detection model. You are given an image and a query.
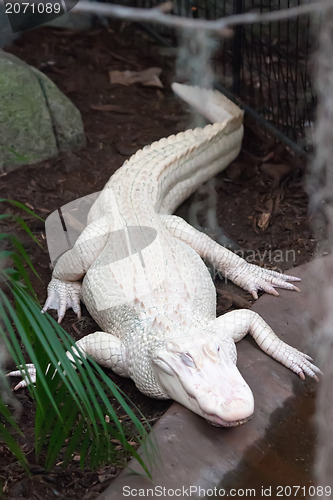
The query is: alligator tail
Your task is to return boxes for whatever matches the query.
[171,83,243,132]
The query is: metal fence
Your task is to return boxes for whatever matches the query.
[219,0,316,151]
[130,0,317,152]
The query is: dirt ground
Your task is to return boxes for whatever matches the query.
[1,24,317,499]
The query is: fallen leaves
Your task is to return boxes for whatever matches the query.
[254,197,273,232]
[90,104,133,114]
[109,67,163,88]
[254,159,294,231]
[257,211,271,231]
[216,290,251,312]
[260,162,293,188]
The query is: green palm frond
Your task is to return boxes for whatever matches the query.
[0,372,29,472]
[0,200,157,476]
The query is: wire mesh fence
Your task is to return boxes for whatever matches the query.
[127,0,317,152]
[225,0,316,150]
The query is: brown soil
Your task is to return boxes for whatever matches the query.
[0,24,316,499]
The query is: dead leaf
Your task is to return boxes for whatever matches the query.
[71,323,81,335]
[257,212,271,231]
[90,104,132,114]
[127,440,138,447]
[262,151,275,163]
[108,68,163,88]
[216,291,233,311]
[216,290,251,312]
[260,162,292,187]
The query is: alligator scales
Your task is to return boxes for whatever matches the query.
[11,84,320,427]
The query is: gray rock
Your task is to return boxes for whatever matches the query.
[0,50,86,173]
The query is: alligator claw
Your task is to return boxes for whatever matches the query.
[7,363,36,390]
[229,262,301,299]
[279,346,322,382]
[41,278,82,323]
[293,356,322,382]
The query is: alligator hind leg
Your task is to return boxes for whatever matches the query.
[160,214,300,299]
[210,309,321,381]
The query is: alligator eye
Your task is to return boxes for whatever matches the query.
[180,352,195,368]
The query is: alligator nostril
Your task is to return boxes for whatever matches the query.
[180,352,195,368]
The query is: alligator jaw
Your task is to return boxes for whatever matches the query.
[204,414,252,428]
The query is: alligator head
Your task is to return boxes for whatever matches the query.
[152,336,254,427]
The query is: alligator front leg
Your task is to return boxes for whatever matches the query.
[160,214,300,299]
[8,331,129,390]
[43,215,110,322]
[73,331,129,377]
[212,310,321,381]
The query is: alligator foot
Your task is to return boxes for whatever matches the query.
[7,364,36,390]
[42,278,82,323]
[227,262,301,299]
[276,345,321,381]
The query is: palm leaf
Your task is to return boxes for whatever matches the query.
[0,202,157,476]
[0,390,29,472]
[0,198,44,222]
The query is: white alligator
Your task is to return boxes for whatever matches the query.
[10,84,320,427]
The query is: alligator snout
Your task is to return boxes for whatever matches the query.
[197,381,255,427]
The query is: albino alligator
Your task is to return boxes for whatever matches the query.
[10,84,320,427]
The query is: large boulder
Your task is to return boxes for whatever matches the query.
[0,50,86,173]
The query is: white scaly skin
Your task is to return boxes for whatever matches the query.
[9,84,320,427]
